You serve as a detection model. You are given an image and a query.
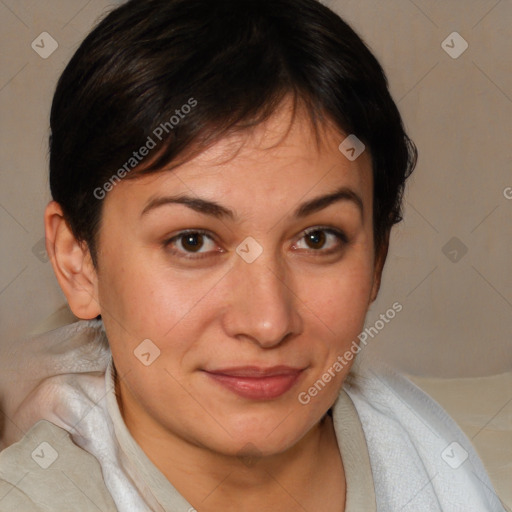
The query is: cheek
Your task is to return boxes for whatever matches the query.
[97,247,222,352]
[96,258,162,359]
[97,242,170,319]
[300,257,375,342]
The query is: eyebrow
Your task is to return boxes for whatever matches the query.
[141,185,363,220]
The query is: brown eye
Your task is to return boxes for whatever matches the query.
[164,230,219,258]
[305,230,327,249]
[180,232,204,252]
[293,227,347,254]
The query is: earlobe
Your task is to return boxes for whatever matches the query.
[44,201,101,319]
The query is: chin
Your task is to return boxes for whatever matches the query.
[206,409,317,458]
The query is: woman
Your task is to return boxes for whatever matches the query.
[0,0,505,510]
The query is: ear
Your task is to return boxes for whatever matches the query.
[44,201,101,319]
[369,231,390,304]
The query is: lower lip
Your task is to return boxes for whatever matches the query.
[204,371,303,400]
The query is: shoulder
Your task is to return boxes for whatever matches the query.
[346,358,465,427]
[0,420,116,511]
[343,359,507,511]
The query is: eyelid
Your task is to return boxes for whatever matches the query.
[164,229,222,258]
[163,225,348,261]
[301,225,348,241]
[291,225,349,253]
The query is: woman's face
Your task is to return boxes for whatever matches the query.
[95,101,381,458]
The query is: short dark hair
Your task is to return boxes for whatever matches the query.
[49,0,417,265]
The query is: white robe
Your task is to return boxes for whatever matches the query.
[0,319,506,511]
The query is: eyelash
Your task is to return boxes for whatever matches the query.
[163,226,348,260]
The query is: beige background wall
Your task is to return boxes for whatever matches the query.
[1,0,511,377]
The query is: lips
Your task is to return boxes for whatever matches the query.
[203,366,305,400]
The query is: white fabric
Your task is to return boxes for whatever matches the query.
[407,371,512,509]
[346,357,507,512]
[0,320,506,511]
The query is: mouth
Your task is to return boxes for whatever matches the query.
[202,366,305,400]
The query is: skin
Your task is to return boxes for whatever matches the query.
[45,98,388,512]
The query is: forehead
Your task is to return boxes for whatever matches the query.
[105,100,373,217]
[181,100,369,174]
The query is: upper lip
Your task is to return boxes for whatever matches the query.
[203,366,304,378]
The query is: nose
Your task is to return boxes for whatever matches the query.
[221,256,303,349]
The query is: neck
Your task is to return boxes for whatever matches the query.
[117,379,345,512]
